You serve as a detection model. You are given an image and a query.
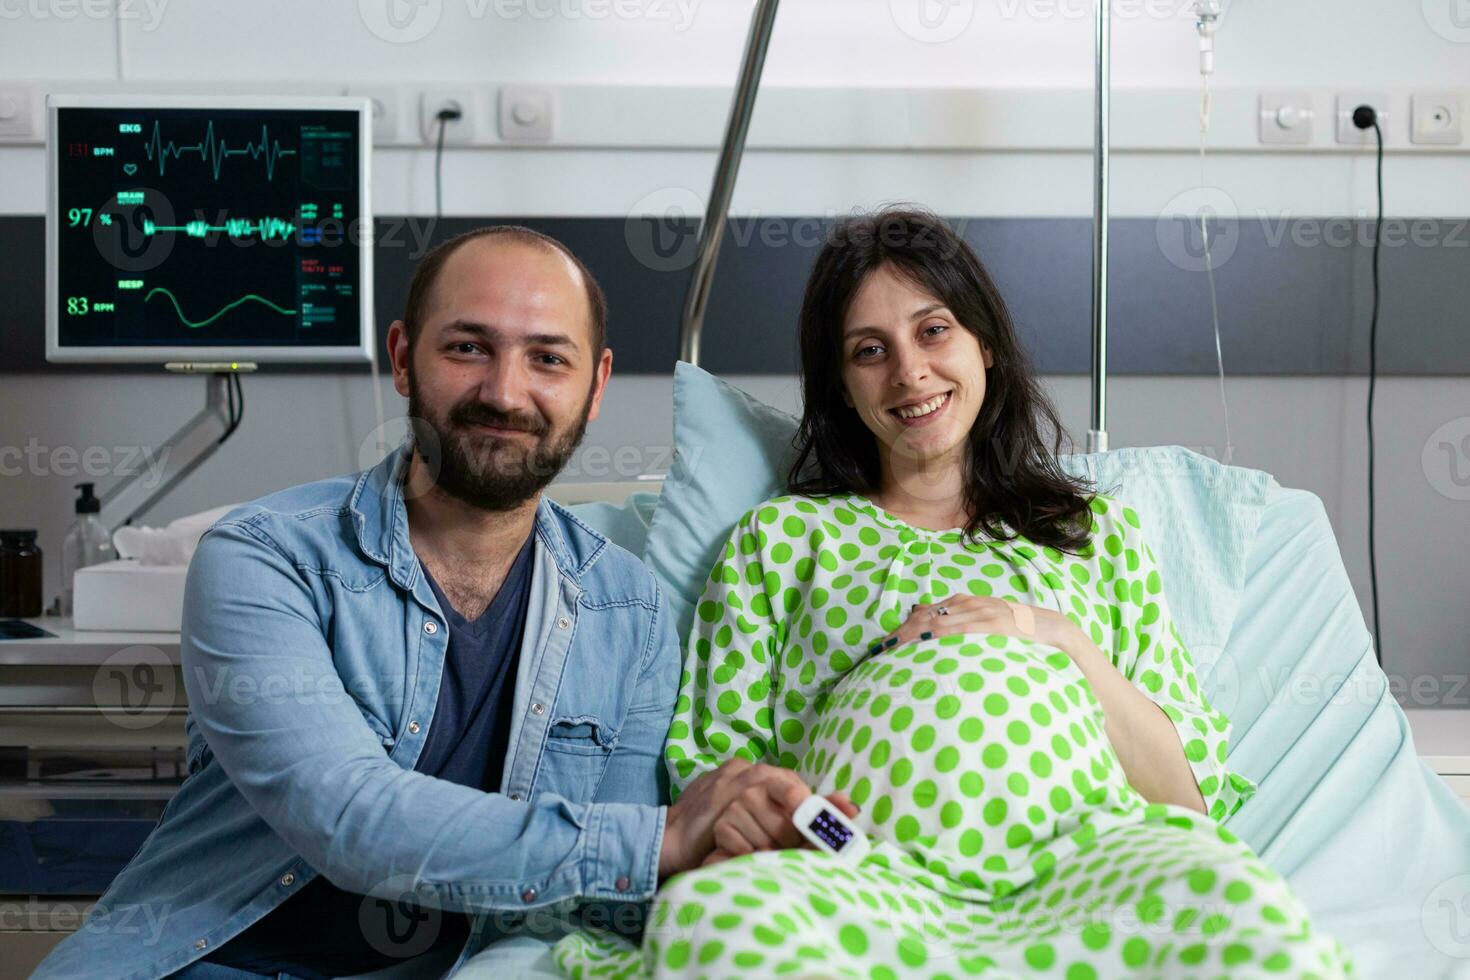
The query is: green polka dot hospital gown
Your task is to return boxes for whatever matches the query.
[555,493,1353,979]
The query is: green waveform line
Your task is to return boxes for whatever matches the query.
[141,217,296,241]
[143,286,297,330]
[144,119,298,181]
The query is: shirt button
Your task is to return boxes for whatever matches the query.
[408,720,421,734]
[521,888,537,904]
[279,873,295,887]
[615,876,631,892]
[424,621,438,635]
[510,793,522,801]
[194,939,208,950]
[556,616,570,629]
[531,702,545,715]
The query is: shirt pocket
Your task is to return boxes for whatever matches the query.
[538,714,620,799]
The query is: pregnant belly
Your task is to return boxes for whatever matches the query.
[797,633,1140,896]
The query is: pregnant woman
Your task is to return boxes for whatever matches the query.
[556,209,1350,978]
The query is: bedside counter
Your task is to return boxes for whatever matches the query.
[1405,709,1470,806]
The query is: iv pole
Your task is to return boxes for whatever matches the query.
[1088,0,1111,453]
[678,0,1113,457]
[677,0,781,366]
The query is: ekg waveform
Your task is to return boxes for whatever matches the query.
[143,119,298,181]
[143,286,297,330]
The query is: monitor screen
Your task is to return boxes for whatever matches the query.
[807,808,855,851]
[47,95,373,363]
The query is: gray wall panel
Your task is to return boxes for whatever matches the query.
[3,214,1465,376]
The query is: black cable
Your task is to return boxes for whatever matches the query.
[1354,107,1384,665]
[433,106,460,223]
[218,371,244,445]
[1367,120,1383,666]
[232,371,245,430]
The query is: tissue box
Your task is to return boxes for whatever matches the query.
[73,560,187,632]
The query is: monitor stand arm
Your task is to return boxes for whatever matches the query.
[98,372,236,534]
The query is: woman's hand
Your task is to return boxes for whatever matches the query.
[699,783,860,869]
[866,596,1081,655]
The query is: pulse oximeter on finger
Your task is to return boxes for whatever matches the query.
[791,795,870,862]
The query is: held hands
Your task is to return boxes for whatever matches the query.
[658,758,859,880]
[866,596,1082,655]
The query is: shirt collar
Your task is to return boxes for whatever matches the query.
[348,442,606,593]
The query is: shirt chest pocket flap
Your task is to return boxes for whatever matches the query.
[537,711,620,799]
[544,713,621,756]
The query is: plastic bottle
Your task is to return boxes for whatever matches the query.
[0,530,43,617]
[62,483,116,618]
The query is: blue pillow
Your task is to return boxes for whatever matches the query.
[641,362,799,636]
[642,361,1270,658]
[565,492,660,557]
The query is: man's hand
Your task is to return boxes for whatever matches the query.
[658,759,856,879]
[699,785,859,869]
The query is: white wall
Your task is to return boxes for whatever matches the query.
[2,0,1468,703]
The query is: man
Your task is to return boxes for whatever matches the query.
[35,227,813,980]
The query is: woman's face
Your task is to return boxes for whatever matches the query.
[839,263,993,471]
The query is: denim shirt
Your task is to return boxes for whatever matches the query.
[34,445,680,980]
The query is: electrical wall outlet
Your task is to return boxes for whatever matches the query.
[1411,92,1462,146]
[1336,93,1388,145]
[348,85,399,144]
[498,86,556,143]
[1259,92,1313,145]
[0,85,38,141]
[420,89,474,145]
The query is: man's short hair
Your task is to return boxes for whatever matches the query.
[403,225,608,355]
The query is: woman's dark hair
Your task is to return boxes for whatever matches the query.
[787,207,1097,553]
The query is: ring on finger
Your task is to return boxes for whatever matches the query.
[934,606,950,617]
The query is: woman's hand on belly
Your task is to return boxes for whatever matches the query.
[868,596,1081,654]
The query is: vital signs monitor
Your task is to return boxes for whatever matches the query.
[46,95,373,363]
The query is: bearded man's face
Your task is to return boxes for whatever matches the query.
[389,236,611,511]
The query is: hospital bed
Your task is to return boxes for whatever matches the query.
[539,363,1470,978]
[513,0,1470,971]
